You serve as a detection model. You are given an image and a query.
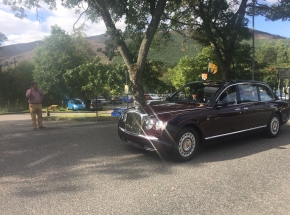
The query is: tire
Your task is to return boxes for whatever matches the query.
[172,128,199,162]
[266,114,280,138]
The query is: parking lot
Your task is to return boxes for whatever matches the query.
[1,114,290,214]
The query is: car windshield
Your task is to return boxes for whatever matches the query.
[168,81,222,104]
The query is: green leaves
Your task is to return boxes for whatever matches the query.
[0,61,34,104]
[33,25,94,101]
[264,0,290,21]
[255,40,290,88]
[170,0,252,80]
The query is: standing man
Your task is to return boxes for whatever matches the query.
[26,81,46,129]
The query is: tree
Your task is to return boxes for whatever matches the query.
[143,60,169,93]
[0,32,7,49]
[64,58,169,99]
[170,0,256,81]
[33,25,94,103]
[256,43,277,66]
[0,61,34,105]
[64,57,111,99]
[168,46,223,88]
[4,0,183,106]
[255,40,290,89]
[263,0,290,21]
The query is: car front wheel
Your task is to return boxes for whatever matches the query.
[266,114,280,138]
[172,128,199,162]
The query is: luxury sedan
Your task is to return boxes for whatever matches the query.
[118,80,290,162]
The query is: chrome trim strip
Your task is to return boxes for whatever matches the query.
[119,127,158,140]
[205,125,267,140]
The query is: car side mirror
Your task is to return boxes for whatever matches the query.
[215,100,228,107]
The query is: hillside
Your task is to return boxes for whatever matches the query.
[0,30,289,69]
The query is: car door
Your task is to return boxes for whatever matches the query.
[210,85,243,137]
[238,83,267,130]
[67,100,73,109]
[257,84,277,125]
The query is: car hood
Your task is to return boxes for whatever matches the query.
[134,102,208,120]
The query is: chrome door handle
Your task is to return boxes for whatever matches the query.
[235,108,241,111]
[244,107,249,110]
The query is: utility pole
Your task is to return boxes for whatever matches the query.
[252,0,255,80]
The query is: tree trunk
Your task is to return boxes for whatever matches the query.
[130,65,146,106]
[94,0,167,106]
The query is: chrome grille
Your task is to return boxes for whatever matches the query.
[125,112,143,134]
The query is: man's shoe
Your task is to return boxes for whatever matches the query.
[39,126,46,129]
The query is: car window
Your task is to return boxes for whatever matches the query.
[218,85,238,105]
[169,82,221,104]
[74,100,82,104]
[258,85,275,101]
[238,84,259,103]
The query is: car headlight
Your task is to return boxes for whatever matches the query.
[155,120,167,130]
[144,119,167,130]
[145,119,154,130]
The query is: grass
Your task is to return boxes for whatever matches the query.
[0,106,118,122]
[43,114,119,122]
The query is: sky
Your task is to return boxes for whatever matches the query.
[0,0,289,46]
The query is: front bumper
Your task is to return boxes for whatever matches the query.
[118,127,173,152]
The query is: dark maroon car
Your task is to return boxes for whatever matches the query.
[118,80,290,162]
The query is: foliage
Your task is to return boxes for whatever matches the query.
[33,25,94,103]
[4,0,184,105]
[168,47,223,88]
[169,0,263,80]
[70,24,96,60]
[255,40,290,88]
[168,56,198,88]
[64,57,170,98]
[0,32,7,42]
[143,60,170,93]
[64,57,112,99]
[0,32,7,47]
[0,61,34,105]
[262,0,290,21]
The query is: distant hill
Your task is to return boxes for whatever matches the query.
[0,34,109,68]
[0,30,288,69]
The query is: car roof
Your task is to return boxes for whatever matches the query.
[181,80,266,87]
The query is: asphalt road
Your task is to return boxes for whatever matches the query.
[1,114,290,215]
